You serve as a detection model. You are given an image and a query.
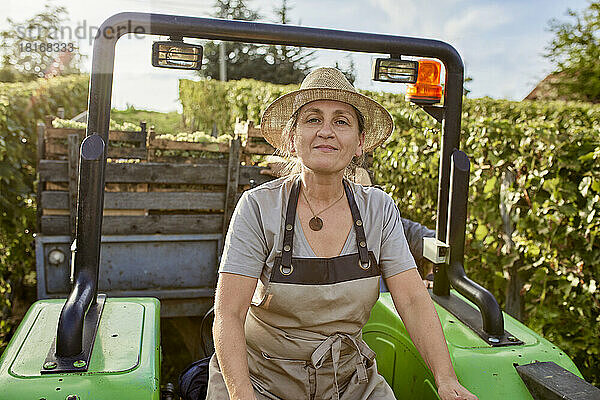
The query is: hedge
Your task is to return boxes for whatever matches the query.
[371,95,599,384]
[0,74,89,350]
[180,78,599,384]
[179,78,298,135]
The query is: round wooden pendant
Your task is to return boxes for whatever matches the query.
[309,216,323,231]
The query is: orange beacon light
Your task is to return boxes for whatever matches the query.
[406,59,443,104]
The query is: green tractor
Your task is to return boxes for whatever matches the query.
[0,12,598,400]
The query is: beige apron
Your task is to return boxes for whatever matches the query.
[207,178,396,400]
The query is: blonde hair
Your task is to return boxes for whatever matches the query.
[276,105,367,181]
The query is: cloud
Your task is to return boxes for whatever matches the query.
[442,4,510,40]
[367,0,468,37]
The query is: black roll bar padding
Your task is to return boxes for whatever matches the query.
[56,134,105,357]
[446,150,504,336]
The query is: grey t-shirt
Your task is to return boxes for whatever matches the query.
[219,175,417,282]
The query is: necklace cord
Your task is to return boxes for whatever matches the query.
[300,187,345,218]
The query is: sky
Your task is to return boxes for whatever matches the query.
[2,0,592,112]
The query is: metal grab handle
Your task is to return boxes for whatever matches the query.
[445,150,504,336]
[56,135,105,357]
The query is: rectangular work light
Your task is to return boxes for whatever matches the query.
[372,58,418,84]
[152,40,203,70]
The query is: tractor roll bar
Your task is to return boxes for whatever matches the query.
[87,12,464,245]
[60,12,503,353]
[445,150,503,335]
[57,135,105,356]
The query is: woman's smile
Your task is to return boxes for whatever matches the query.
[313,144,338,152]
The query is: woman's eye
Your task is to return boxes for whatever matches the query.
[307,117,320,123]
[335,119,349,125]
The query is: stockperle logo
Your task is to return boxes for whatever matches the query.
[14,19,148,47]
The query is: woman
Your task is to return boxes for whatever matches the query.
[207,67,478,400]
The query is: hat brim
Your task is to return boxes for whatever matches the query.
[260,88,394,153]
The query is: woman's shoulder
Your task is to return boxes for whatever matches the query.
[347,180,394,205]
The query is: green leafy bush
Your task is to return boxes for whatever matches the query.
[110,106,184,134]
[155,131,232,144]
[371,96,600,385]
[0,75,89,352]
[52,117,141,132]
[179,78,297,135]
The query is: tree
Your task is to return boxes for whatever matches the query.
[199,0,312,84]
[214,0,260,20]
[334,55,357,85]
[0,5,84,82]
[464,75,473,97]
[264,0,313,84]
[200,0,264,81]
[545,2,600,102]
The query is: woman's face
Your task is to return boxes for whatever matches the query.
[292,100,364,175]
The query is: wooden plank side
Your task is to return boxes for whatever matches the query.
[39,160,230,184]
[107,192,227,210]
[40,160,271,186]
[239,165,272,186]
[107,147,147,159]
[106,162,230,184]
[109,131,146,142]
[46,128,145,143]
[41,191,67,209]
[41,191,226,210]
[41,215,69,234]
[39,160,68,182]
[45,127,82,139]
[145,155,227,165]
[223,137,241,240]
[68,134,79,238]
[149,138,230,153]
[244,141,275,155]
[247,127,263,138]
[46,143,146,159]
[41,191,234,211]
[46,141,68,158]
[41,214,224,235]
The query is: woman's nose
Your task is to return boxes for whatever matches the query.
[317,122,335,138]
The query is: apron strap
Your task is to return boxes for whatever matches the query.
[310,333,374,400]
[281,177,301,268]
[281,177,370,268]
[343,180,370,267]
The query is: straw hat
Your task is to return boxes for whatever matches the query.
[260,67,394,153]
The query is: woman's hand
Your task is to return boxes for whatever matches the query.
[437,379,479,400]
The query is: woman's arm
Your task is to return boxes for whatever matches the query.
[385,268,478,400]
[213,272,259,400]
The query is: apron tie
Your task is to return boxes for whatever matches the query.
[310,333,375,400]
